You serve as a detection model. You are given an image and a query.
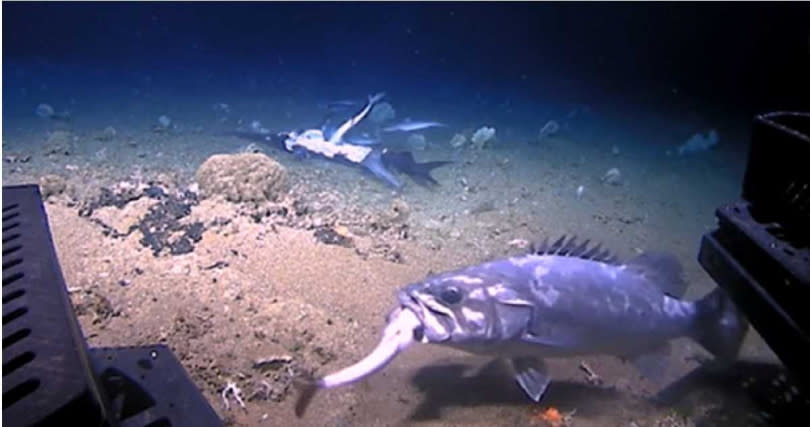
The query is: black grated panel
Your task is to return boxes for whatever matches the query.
[699,112,810,391]
[2,184,223,426]
[744,112,810,241]
[2,184,110,425]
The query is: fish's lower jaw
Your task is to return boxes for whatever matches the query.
[420,308,454,342]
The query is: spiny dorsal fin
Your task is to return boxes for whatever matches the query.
[530,235,618,264]
[625,251,687,298]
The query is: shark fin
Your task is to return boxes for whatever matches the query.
[380,151,451,187]
[361,150,403,189]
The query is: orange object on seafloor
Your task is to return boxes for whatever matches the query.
[529,406,565,426]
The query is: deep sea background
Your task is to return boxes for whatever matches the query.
[3,3,810,426]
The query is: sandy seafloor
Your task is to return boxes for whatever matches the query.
[1,71,793,426]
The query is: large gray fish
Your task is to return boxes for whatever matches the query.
[294,236,748,416]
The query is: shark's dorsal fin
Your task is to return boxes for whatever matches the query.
[529,235,618,264]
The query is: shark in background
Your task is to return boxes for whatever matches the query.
[382,120,446,133]
[226,93,451,189]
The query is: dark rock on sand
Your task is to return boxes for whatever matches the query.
[313,227,354,248]
[137,195,204,256]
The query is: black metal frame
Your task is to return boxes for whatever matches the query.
[2,185,222,427]
[698,111,810,387]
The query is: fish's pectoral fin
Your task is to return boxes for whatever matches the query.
[521,327,580,349]
[509,357,551,402]
[628,342,672,384]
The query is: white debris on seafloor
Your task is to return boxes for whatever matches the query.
[221,380,247,411]
[250,120,270,134]
[100,126,117,141]
[449,133,467,148]
[507,238,531,249]
[576,185,585,198]
[677,129,718,156]
[157,115,172,128]
[212,103,231,114]
[538,120,560,140]
[36,103,55,118]
[471,126,496,149]
[579,360,603,385]
[252,354,293,370]
[248,380,274,402]
[601,167,622,186]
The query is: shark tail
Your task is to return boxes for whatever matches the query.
[381,151,452,187]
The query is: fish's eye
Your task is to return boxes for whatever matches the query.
[439,287,462,305]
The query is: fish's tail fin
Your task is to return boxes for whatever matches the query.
[381,151,451,187]
[692,287,749,362]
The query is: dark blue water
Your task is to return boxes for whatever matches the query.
[3,3,809,426]
[4,2,808,132]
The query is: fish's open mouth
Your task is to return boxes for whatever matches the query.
[397,289,454,342]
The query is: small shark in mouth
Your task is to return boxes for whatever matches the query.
[294,236,749,417]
